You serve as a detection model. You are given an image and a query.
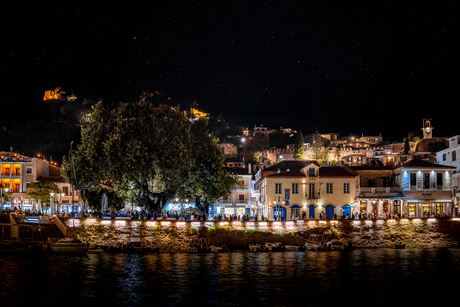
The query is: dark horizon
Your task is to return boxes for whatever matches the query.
[2,1,458,141]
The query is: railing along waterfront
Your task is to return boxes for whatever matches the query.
[59,216,460,231]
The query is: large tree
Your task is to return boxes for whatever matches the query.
[309,129,325,163]
[63,101,238,214]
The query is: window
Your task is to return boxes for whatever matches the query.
[309,183,315,198]
[327,183,333,194]
[292,183,299,194]
[437,173,443,189]
[275,183,282,194]
[410,173,417,189]
[63,186,69,196]
[309,168,315,176]
[343,182,350,194]
[453,150,457,162]
[423,173,430,189]
[26,167,33,174]
[443,153,447,161]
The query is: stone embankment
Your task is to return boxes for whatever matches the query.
[63,218,460,251]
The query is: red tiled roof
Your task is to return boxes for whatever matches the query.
[266,170,305,178]
[263,160,319,172]
[402,158,455,169]
[319,166,358,177]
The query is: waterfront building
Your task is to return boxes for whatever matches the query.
[213,165,255,218]
[0,151,80,212]
[352,165,404,217]
[396,158,455,217]
[435,135,460,212]
[258,161,358,220]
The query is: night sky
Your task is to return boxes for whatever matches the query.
[2,1,458,140]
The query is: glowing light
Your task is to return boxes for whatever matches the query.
[177,222,186,227]
[146,221,157,227]
[191,222,201,227]
[452,218,460,221]
[220,222,228,226]
[246,222,255,227]
[353,221,360,225]
[161,221,170,226]
[428,218,436,222]
[258,222,267,227]
[296,220,304,223]
[101,220,110,226]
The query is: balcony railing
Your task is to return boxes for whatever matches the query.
[360,187,400,193]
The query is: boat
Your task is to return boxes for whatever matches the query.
[325,239,346,251]
[209,245,229,252]
[124,236,159,254]
[265,242,284,251]
[48,237,89,255]
[305,234,328,251]
[249,244,266,252]
[186,237,208,252]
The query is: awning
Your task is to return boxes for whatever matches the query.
[405,199,453,203]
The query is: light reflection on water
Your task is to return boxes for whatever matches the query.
[1,249,460,306]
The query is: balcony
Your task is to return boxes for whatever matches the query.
[236,185,249,190]
[360,187,400,194]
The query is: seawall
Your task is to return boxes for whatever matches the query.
[64,218,460,251]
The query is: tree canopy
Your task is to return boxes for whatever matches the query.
[62,101,238,213]
[26,181,60,210]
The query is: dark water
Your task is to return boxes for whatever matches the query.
[1,248,459,307]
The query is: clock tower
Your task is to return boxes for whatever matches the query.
[422,119,432,139]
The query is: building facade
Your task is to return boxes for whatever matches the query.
[213,166,255,218]
[259,162,358,220]
[396,158,454,217]
[0,151,80,211]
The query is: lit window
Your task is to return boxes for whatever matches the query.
[343,182,350,194]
